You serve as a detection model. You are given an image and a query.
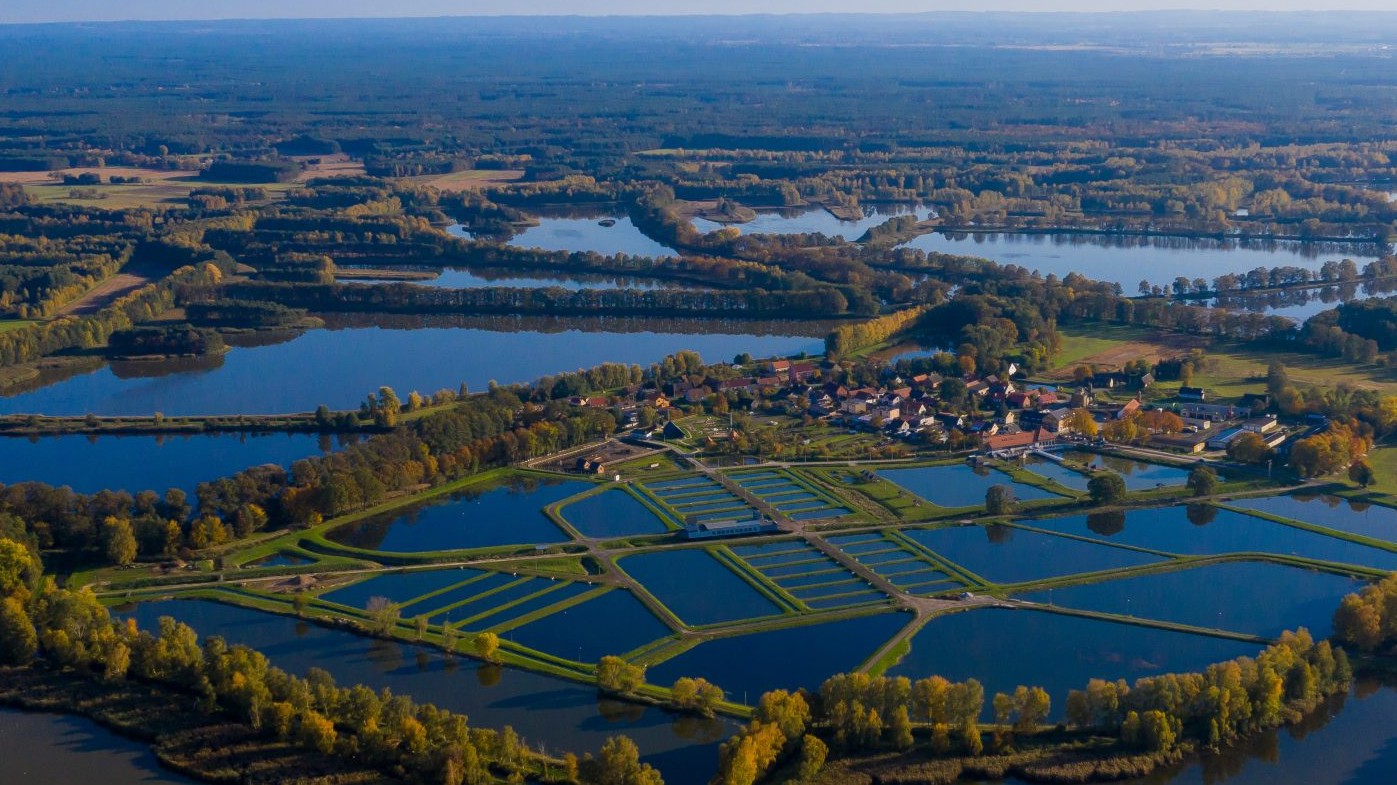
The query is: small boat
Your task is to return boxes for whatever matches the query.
[598,218,617,227]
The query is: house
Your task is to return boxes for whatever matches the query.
[913,372,943,390]
[1005,391,1032,409]
[1178,402,1245,421]
[1178,386,1207,402]
[966,380,990,397]
[1069,388,1093,408]
[936,412,968,431]
[661,421,686,440]
[983,427,1056,452]
[575,456,608,474]
[1206,428,1246,451]
[721,378,755,394]
[1041,408,1071,433]
[767,359,792,374]
[756,376,782,388]
[1115,398,1141,420]
[1149,431,1210,454]
[1241,415,1279,434]
[789,363,820,383]
[1036,390,1060,406]
[684,387,708,403]
[1137,373,1156,389]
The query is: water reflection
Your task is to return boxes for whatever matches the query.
[900,231,1383,292]
[0,314,830,416]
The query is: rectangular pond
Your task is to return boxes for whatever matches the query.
[877,464,1063,508]
[320,568,480,610]
[325,477,589,553]
[619,549,783,626]
[1030,507,1397,571]
[646,613,912,702]
[1229,493,1397,543]
[1014,561,1365,639]
[465,581,596,631]
[903,524,1164,584]
[400,571,514,614]
[1059,450,1191,490]
[1018,454,1092,491]
[560,490,673,538]
[888,607,1262,720]
[507,588,673,662]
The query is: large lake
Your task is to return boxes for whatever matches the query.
[0,432,337,496]
[693,205,933,241]
[900,231,1383,293]
[0,316,828,416]
[0,709,196,784]
[337,265,681,291]
[506,215,677,258]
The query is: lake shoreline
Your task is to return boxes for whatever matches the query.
[0,665,382,785]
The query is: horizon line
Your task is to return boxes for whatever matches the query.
[8,9,1397,25]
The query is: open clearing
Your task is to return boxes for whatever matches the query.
[408,169,525,191]
[1054,323,1397,396]
[54,272,155,317]
[1049,325,1205,378]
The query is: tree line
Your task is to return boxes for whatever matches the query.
[0,537,657,785]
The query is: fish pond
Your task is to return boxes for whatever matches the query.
[1015,560,1365,639]
[619,548,784,626]
[889,608,1261,719]
[877,464,1064,508]
[559,490,674,538]
[1058,450,1192,490]
[1228,493,1397,543]
[506,588,673,662]
[646,612,911,701]
[325,477,589,553]
[1029,506,1397,570]
[901,524,1163,584]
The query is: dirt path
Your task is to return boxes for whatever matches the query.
[54,271,154,317]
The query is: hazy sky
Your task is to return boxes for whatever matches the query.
[6,1,1397,24]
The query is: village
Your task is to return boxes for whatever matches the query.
[560,354,1316,470]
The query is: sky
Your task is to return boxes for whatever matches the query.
[5,1,1397,24]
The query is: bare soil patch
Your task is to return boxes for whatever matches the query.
[409,169,525,192]
[55,272,155,317]
[1048,330,1206,379]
